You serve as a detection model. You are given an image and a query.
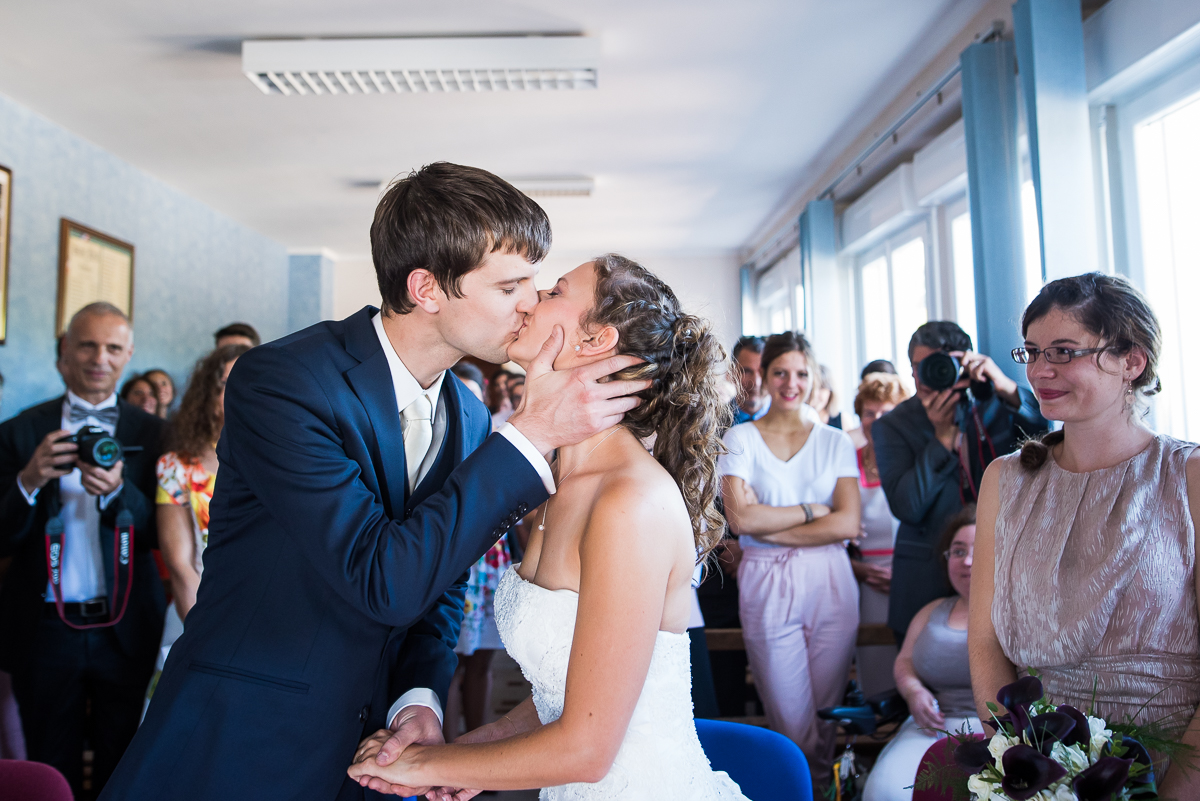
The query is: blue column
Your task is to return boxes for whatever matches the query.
[1013,0,1099,280]
[287,251,335,332]
[961,39,1027,386]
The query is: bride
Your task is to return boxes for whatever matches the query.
[348,254,750,800]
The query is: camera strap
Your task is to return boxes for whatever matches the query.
[43,487,135,630]
[956,401,999,504]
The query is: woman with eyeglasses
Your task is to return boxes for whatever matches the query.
[862,505,978,801]
[969,273,1200,795]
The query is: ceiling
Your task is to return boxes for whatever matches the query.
[0,0,976,260]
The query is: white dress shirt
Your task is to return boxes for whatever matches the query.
[20,391,123,602]
[371,313,554,729]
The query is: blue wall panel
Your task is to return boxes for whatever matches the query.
[0,93,289,418]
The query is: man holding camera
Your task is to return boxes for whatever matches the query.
[0,302,165,797]
[872,321,1047,640]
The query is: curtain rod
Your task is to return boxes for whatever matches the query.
[817,61,963,200]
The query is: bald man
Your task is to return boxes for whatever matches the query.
[0,302,165,797]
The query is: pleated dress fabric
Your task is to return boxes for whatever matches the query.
[991,435,1200,730]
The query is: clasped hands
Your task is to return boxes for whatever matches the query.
[349,706,511,801]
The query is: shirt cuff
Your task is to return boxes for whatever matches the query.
[98,483,124,510]
[18,479,39,506]
[387,688,444,730]
[498,423,556,495]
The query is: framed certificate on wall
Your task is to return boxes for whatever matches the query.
[56,219,135,336]
[0,166,11,344]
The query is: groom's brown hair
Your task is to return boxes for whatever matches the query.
[371,162,552,315]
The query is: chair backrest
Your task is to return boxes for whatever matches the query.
[0,760,73,801]
[911,734,983,801]
[694,718,812,801]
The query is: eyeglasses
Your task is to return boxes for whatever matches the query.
[943,546,973,561]
[1011,346,1110,365]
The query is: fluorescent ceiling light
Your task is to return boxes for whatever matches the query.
[243,36,599,96]
[372,175,594,197]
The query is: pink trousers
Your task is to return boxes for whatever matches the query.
[739,543,859,784]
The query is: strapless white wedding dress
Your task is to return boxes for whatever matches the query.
[494,566,751,800]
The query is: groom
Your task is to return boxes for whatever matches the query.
[101,163,647,801]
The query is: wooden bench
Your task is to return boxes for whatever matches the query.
[704,626,902,753]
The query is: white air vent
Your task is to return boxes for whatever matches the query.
[243,36,599,96]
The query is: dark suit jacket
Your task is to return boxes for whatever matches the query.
[0,397,166,674]
[102,307,548,801]
[873,386,1047,638]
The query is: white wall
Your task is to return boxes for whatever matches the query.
[333,255,382,320]
[333,249,743,355]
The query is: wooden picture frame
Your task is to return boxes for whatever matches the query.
[56,219,135,337]
[0,166,11,344]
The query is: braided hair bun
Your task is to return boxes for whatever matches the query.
[584,254,732,558]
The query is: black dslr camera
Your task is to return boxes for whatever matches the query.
[917,351,965,392]
[59,425,128,469]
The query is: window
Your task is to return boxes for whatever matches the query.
[855,226,929,378]
[1132,88,1200,441]
[950,209,978,349]
[1021,180,1043,305]
[750,244,803,335]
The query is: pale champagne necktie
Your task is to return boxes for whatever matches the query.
[401,394,434,491]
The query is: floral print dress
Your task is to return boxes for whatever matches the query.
[155,451,216,571]
[455,537,512,655]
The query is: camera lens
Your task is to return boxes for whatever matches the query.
[918,352,962,392]
[92,439,121,468]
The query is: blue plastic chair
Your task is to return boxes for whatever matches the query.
[695,718,813,801]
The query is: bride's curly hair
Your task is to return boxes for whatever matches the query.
[584,254,732,560]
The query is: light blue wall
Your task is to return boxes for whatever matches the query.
[288,251,335,333]
[0,92,290,419]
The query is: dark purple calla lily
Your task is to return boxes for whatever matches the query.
[953,739,994,773]
[1121,737,1156,792]
[1056,704,1090,749]
[1071,756,1133,801]
[996,676,1042,737]
[1000,744,1068,800]
[1028,711,1076,755]
[997,676,1044,710]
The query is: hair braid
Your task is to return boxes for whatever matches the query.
[585,254,732,559]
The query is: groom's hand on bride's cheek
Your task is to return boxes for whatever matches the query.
[512,324,652,455]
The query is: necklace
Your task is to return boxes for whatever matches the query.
[538,427,623,533]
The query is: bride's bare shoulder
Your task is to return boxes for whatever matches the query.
[583,451,690,547]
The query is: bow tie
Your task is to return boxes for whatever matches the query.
[69,403,119,428]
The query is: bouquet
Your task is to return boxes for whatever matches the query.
[916,675,1186,800]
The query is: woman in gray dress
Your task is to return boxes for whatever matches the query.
[969,273,1200,796]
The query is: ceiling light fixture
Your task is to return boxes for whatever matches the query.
[368,175,594,197]
[243,36,599,96]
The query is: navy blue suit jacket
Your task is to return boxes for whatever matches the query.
[102,307,548,801]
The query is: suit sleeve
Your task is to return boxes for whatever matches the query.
[1009,386,1048,440]
[388,568,470,717]
[872,412,958,527]
[220,346,547,630]
[0,420,39,557]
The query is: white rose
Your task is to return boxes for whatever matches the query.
[1050,741,1089,774]
[967,773,994,800]
[1087,716,1113,762]
[988,733,1019,776]
[1051,783,1075,801]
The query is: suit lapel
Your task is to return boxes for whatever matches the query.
[343,310,408,519]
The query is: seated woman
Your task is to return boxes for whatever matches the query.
[349,254,749,800]
[862,506,980,801]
